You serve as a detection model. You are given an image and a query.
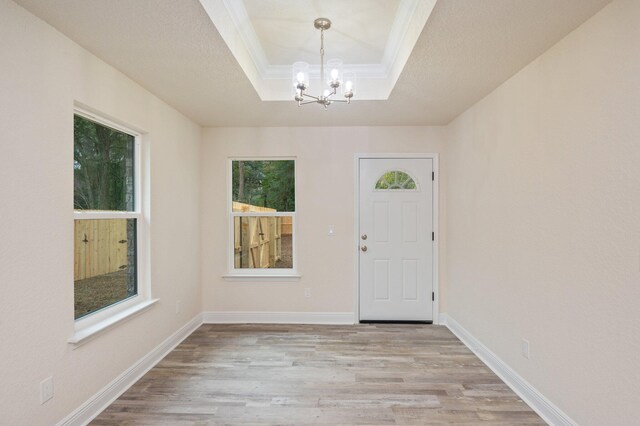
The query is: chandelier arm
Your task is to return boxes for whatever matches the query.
[298,100,319,106]
[301,93,320,100]
[323,88,334,99]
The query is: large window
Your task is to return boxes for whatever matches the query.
[74,112,142,320]
[229,159,296,275]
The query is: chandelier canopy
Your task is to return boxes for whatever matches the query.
[293,18,355,109]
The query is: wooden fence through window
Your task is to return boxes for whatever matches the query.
[233,202,292,268]
[74,219,128,281]
[74,202,293,278]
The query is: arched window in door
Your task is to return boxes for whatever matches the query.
[375,170,417,190]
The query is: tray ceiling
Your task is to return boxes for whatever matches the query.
[12,0,612,127]
[200,0,437,100]
[244,0,400,65]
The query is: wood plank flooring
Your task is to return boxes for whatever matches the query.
[92,324,544,425]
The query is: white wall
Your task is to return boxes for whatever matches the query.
[3,0,638,423]
[0,1,201,424]
[445,0,640,424]
[201,127,447,317]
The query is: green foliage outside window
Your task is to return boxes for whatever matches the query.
[375,170,416,190]
[73,114,137,319]
[74,115,135,211]
[232,160,295,212]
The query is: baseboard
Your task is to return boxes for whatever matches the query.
[440,314,576,426]
[57,312,571,425]
[202,311,355,325]
[57,313,203,426]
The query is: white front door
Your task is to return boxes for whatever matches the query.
[358,158,433,321]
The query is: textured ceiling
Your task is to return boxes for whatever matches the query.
[14,0,611,127]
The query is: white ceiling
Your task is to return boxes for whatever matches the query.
[202,0,436,100]
[14,0,611,127]
[244,0,401,65]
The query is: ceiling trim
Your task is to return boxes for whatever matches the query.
[382,0,422,73]
[221,0,270,77]
[199,0,437,101]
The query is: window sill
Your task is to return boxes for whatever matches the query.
[222,274,302,282]
[69,299,159,346]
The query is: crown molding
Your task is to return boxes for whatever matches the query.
[199,0,437,100]
[220,0,270,75]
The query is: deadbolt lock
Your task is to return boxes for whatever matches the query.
[361,234,367,240]
[360,245,368,252]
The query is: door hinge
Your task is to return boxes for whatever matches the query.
[432,292,435,301]
[432,232,435,241]
[432,171,435,181]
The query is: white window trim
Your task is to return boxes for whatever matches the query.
[70,108,154,345]
[225,157,299,278]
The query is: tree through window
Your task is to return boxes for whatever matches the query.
[74,113,139,319]
[375,170,417,190]
[231,160,296,272]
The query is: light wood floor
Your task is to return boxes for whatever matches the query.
[92,324,544,425]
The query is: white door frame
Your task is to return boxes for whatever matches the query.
[354,153,440,324]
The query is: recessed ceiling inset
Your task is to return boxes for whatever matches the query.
[198,0,437,101]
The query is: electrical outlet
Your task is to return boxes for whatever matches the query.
[304,288,311,298]
[40,376,53,404]
[176,300,181,314]
[521,339,530,359]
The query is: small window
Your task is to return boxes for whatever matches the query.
[375,170,417,190]
[230,159,296,274]
[74,113,141,319]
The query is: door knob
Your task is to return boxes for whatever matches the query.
[361,234,367,240]
[360,245,368,252]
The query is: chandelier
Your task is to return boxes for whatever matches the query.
[293,18,355,109]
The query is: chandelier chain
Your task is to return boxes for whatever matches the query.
[320,28,325,94]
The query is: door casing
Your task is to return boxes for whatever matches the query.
[354,153,439,324]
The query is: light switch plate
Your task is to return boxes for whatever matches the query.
[521,339,530,359]
[40,376,53,404]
